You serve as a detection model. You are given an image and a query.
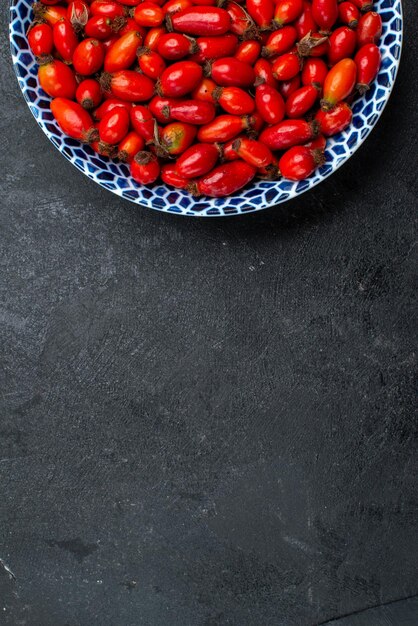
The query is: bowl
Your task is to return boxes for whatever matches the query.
[10,0,402,217]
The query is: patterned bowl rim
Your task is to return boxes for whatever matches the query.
[9,0,403,217]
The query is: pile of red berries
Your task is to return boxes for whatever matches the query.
[28,0,383,197]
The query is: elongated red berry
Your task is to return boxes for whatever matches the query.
[191,161,256,197]
[355,43,381,94]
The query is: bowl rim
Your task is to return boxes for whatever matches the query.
[9,0,403,218]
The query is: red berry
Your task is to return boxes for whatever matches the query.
[191,161,256,197]
[28,23,54,57]
[131,151,160,184]
[279,146,325,181]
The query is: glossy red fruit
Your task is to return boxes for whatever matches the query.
[149,96,174,122]
[278,75,301,100]
[170,7,231,36]
[170,100,216,124]
[259,119,318,150]
[355,43,381,94]
[262,26,297,58]
[294,1,317,39]
[52,18,79,63]
[254,58,278,89]
[130,105,156,142]
[246,0,274,30]
[209,58,255,88]
[255,84,285,124]
[232,138,273,168]
[315,101,352,136]
[225,1,254,37]
[161,163,189,189]
[137,48,167,80]
[197,114,252,143]
[191,35,238,63]
[101,70,155,101]
[338,2,360,28]
[33,3,67,25]
[104,30,142,72]
[94,98,131,120]
[357,12,382,47]
[235,40,261,65]
[192,78,217,103]
[214,87,255,115]
[352,0,373,12]
[131,151,160,184]
[285,85,318,118]
[73,39,105,75]
[85,15,113,39]
[38,57,77,99]
[76,78,103,109]
[311,0,338,32]
[163,0,193,16]
[50,97,98,142]
[321,58,357,110]
[297,32,329,58]
[158,61,202,96]
[157,33,197,60]
[133,2,164,27]
[221,137,240,162]
[279,146,325,180]
[67,1,90,30]
[191,161,256,197]
[158,122,197,155]
[272,52,301,82]
[304,134,327,151]
[28,23,54,57]
[99,107,130,144]
[328,26,357,66]
[143,26,166,49]
[301,58,328,88]
[175,143,219,178]
[274,0,304,27]
[90,1,127,19]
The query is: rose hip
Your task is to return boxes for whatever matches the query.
[131,151,160,184]
[209,58,255,88]
[355,43,381,94]
[76,79,103,109]
[338,2,360,28]
[285,85,318,118]
[175,143,219,178]
[357,12,382,47]
[321,58,357,110]
[259,119,318,150]
[191,161,256,197]
[197,114,253,143]
[51,97,98,142]
[28,23,54,57]
[99,107,130,144]
[101,70,155,101]
[158,61,202,96]
[279,146,325,181]
[214,87,255,115]
[315,101,353,136]
[117,131,145,162]
[170,7,231,36]
[255,84,285,124]
[232,138,273,169]
[161,163,189,189]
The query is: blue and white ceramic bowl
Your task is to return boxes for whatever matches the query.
[10,0,402,217]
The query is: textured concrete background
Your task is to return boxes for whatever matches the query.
[1,2,417,625]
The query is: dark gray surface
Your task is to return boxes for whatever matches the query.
[322,596,418,626]
[1,2,417,625]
